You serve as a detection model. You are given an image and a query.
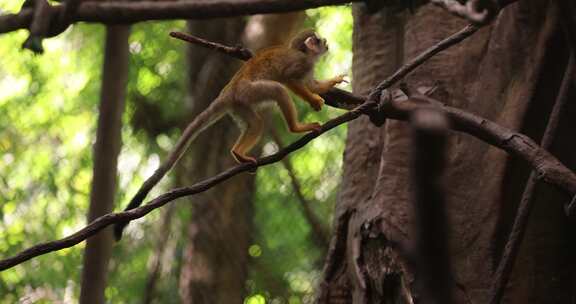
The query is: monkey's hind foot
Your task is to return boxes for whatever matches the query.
[310,95,325,111]
[231,151,258,173]
[291,122,321,133]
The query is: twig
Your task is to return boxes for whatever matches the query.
[406,94,576,195]
[0,0,362,35]
[410,109,453,304]
[170,30,361,110]
[366,24,480,102]
[170,31,253,61]
[488,44,576,304]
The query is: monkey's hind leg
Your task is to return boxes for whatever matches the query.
[231,107,263,165]
[249,80,320,133]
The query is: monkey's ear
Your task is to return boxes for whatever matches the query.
[304,36,320,53]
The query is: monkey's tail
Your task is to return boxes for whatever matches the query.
[113,98,229,241]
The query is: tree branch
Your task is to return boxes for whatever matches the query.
[170,31,254,61]
[2,19,575,271]
[3,88,575,271]
[367,24,479,102]
[489,42,576,304]
[0,0,361,35]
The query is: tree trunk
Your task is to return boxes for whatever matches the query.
[79,25,130,304]
[319,1,576,303]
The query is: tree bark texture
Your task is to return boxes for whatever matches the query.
[320,1,576,303]
[79,25,130,304]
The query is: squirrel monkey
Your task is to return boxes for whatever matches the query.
[114,30,345,240]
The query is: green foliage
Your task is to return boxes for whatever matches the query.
[0,23,105,302]
[0,5,352,303]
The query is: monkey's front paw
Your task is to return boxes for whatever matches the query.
[330,74,348,85]
[310,95,325,111]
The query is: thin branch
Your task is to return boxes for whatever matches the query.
[170,23,481,112]
[170,31,254,61]
[367,24,480,102]
[0,0,361,35]
[403,95,576,196]
[488,47,576,304]
[0,102,367,271]
[410,109,454,304]
[169,30,360,110]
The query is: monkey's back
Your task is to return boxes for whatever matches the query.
[230,46,314,85]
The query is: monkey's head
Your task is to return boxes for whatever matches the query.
[290,30,328,56]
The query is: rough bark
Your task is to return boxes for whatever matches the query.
[79,25,130,304]
[320,1,576,303]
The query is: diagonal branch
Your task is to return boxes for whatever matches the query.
[2,20,575,271]
[366,24,479,102]
[0,0,361,35]
[0,99,368,271]
[169,31,254,61]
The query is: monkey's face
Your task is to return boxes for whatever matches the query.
[304,33,328,56]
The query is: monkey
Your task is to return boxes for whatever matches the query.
[113,30,346,240]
